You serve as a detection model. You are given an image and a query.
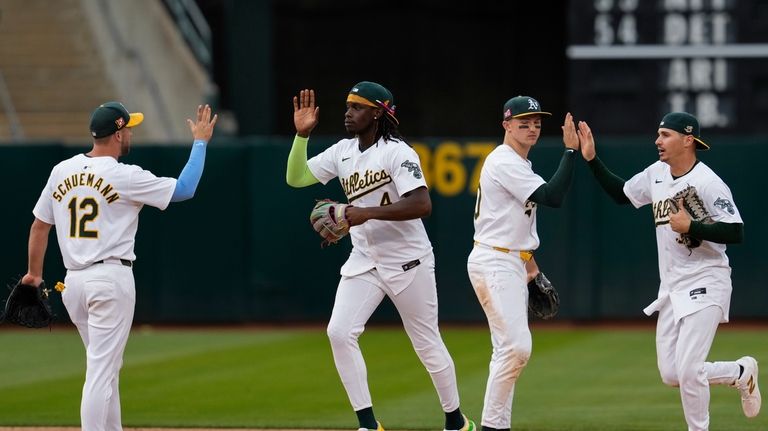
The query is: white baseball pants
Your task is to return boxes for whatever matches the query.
[62,263,136,431]
[656,303,741,431]
[326,253,460,413]
[467,246,532,429]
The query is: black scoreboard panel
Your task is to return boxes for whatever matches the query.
[567,0,768,134]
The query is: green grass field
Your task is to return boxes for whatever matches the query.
[0,324,766,430]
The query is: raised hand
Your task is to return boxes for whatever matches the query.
[293,89,320,138]
[186,104,218,142]
[562,112,579,150]
[577,120,596,161]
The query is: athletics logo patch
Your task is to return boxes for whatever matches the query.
[713,197,735,215]
[400,160,423,179]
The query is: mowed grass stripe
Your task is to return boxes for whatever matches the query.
[0,328,296,389]
[0,326,766,430]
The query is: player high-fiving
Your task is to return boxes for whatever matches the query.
[285,82,475,431]
[579,111,758,429]
[22,101,218,430]
[468,96,578,430]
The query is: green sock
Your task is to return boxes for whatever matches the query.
[356,407,377,430]
[445,407,464,430]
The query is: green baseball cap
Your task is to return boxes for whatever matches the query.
[89,101,144,139]
[503,96,552,120]
[347,81,398,125]
[658,112,709,150]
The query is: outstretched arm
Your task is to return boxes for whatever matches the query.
[528,150,577,207]
[528,113,580,207]
[577,120,631,205]
[344,186,431,226]
[21,218,52,287]
[171,104,218,202]
[287,89,320,187]
[286,135,319,187]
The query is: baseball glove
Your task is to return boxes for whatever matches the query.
[1,278,54,328]
[667,185,713,251]
[527,272,559,320]
[667,185,713,223]
[310,199,351,247]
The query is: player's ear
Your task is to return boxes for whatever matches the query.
[684,134,696,149]
[373,107,383,120]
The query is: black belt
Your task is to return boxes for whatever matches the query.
[94,259,133,268]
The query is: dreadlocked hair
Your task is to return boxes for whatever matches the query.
[374,116,407,145]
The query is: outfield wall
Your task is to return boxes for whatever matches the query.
[2,136,766,323]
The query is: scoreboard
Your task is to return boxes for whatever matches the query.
[567,0,768,134]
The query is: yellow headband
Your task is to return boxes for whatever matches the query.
[346,93,379,108]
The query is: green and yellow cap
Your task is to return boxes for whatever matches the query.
[659,112,709,150]
[503,96,552,120]
[347,81,398,125]
[89,101,144,139]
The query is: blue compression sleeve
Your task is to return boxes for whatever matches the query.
[171,140,207,202]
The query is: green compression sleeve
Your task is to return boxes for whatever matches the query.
[688,221,744,244]
[587,156,631,205]
[528,149,577,208]
[286,134,319,188]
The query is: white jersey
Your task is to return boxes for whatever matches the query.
[33,153,176,270]
[623,160,742,322]
[307,136,431,294]
[473,144,546,251]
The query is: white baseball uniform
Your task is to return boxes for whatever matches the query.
[467,143,545,429]
[307,136,461,413]
[33,153,176,431]
[624,160,743,431]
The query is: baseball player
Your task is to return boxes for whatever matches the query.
[21,102,217,431]
[577,112,760,430]
[286,83,475,431]
[467,96,579,431]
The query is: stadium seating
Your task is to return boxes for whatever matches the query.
[0,0,213,144]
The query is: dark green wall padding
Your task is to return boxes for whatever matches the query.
[3,135,765,323]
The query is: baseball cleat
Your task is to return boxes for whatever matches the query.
[357,422,384,431]
[444,414,475,431]
[734,356,761,418]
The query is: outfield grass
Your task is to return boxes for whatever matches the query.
[0,324,766,430]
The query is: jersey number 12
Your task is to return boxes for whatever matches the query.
[68,197,99,238]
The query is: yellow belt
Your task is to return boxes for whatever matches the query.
[474,241,533,262]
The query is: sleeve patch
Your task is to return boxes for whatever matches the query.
[400,160,423,179]
[713,197,735,215]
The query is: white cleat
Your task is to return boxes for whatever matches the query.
[734,356,761,418]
